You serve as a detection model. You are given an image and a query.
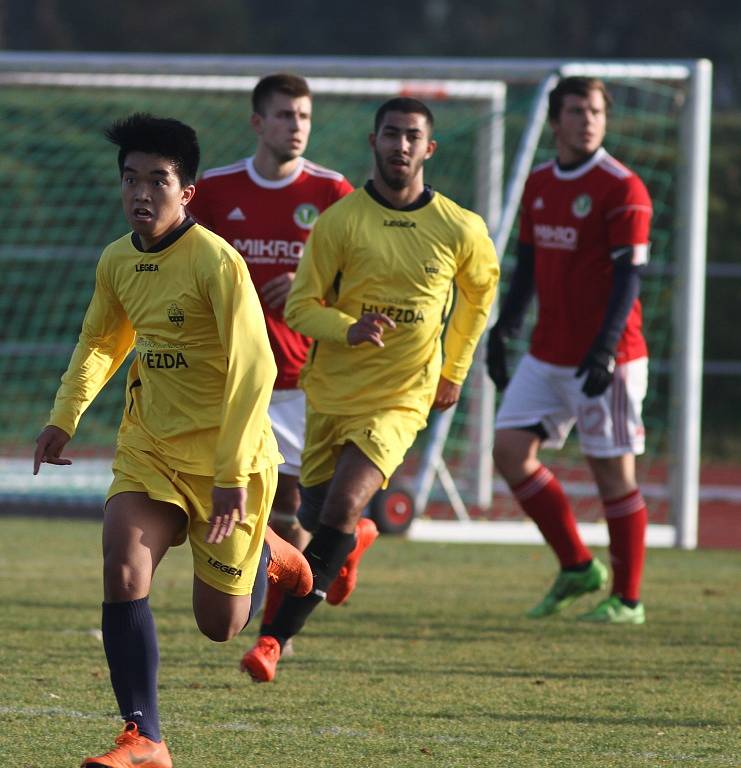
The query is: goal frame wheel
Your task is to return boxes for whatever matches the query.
[369,483,416,535]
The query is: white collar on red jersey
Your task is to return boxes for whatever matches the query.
[245,156,305,189]
[553,146,607,181]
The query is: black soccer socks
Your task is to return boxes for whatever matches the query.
[102,597,160,742]
[265,524,356,645]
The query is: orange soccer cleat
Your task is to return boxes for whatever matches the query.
[264,526,313,597]
[80,721,172,768]
[240,635,282,683]
[326,517,379,606]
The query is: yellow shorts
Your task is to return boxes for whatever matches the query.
[107,444,277,596]
[300,404,427,488]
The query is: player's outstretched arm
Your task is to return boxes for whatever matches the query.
[206,486,247,544]
[48,256,135,439]
[33,425,72,475]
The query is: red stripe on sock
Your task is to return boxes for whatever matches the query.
[512,466,591,568]
[604,489,646,519]
[605,490,647,601]
[513,465,553,501]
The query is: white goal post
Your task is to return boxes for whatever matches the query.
[410,59,712,550]
[0,54,711,550]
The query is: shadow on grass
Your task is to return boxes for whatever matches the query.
[275,654,734,686]
[462,711,732,729]
[0,596,192,616]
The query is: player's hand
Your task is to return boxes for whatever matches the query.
[347,312,396,347]
[432,376,461,411]
[207,486,247,544]
[33,425,72,475]
[575,346,616,397]
[261,272,296,309]
[485,324,510,390]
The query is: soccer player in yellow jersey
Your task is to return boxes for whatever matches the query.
[241,97,500,683]
[32,114,311,768]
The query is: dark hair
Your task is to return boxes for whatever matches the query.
[252,73,311,115]
[548,77,612,122]
[374,97,435,134]
[104,113,200,185]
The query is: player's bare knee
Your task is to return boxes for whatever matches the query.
[197,623,230,643]
[103,560,151,602]
[202,625,239,643]
[195,614,243,643]
[587,454,637,500]
[321,490,366,530]
[494,429,541,485]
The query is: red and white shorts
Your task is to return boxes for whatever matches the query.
[495,353,648,457]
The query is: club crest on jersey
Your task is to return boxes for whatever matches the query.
[293,203,320,230]
[424,260,440,275]
[572,194,592,218]
[167,303,185,327]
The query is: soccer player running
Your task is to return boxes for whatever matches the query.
[33,114,312,768]
[187,74,356,656]
[241,96,500,682]
[487,76,652,624]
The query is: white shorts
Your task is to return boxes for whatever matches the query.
[495,353,648,457]
[268,389,306,477]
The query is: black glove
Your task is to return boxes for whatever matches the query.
[486,324,510,390]
[575,346,616,397]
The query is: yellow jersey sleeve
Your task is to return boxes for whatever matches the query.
[442,214,500,385]
[48,252,135,437]
[205,252,278,487]
[284,213,356,345]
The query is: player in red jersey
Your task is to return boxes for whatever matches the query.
[187,74,356,655]
[487,77,652,624]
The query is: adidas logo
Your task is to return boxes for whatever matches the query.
[533,197,545,210]
[227,207,246,221]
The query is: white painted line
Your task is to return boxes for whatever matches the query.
[408,519,677,547]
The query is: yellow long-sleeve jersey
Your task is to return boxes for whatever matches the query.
[48,222,281,487]
[284,186,499,415]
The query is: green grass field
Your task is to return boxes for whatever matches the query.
[0,516,739,768]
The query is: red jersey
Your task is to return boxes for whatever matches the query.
[519,147,652,366]
[189,157,353,388]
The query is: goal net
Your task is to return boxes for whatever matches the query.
[0,55,710,548]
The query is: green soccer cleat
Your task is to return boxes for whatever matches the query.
[577,594,646,624]
[526,557,608,618]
